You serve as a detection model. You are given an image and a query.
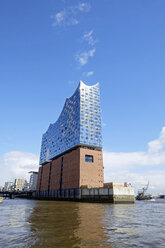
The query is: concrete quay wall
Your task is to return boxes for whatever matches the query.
[113,185,135,203]
[34,185,135,203]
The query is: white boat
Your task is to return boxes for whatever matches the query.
[0,197,3,203]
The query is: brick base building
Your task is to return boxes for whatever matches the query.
[36,146,104,194]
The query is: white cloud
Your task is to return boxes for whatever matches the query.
[103,151,165,170]
[148,126,165,153]
[103,126,165,194]
[51,2,90,27]
[0,151,39,185]
[76,48,96,66]
[70,18,79,25]
[103,169,165,194]
[83,71,94,77]
[76,30,97,67]
[83,30,97,46]
[77,2,91,12]
[51,10,66,26]
[51,11,78,27]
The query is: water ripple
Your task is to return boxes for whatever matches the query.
[0,199,165,247]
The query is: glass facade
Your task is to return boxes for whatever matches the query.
[39,81,102,165]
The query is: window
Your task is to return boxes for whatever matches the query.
[85,155,93,163]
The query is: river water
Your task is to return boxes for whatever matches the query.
[0,199,165,248]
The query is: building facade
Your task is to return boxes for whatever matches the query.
[29,171,38,191]
[36,81,104,194]
[4,182,14,191]
[14,179,27,191]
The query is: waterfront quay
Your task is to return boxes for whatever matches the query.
[0,182,135,203]
[0,190,34,199]
[35,185,134,203]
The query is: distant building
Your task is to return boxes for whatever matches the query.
[14,179,27,191]
[0,186,3,191]
[4,182,14,191]
[36,81,104,195]
[22,180,30,191]
[29,171,38,191]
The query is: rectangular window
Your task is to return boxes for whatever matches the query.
[85,155,93,163]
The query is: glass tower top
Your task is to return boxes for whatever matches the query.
[39,81,102,165]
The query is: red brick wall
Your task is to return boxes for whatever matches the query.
[62,149,80,189]
[49,157,62,190]
[79,148,104,188]
[36,147,104,191]
[40,163,50,191]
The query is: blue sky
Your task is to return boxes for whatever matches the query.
[0,0,165,193]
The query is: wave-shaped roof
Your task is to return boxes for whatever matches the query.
[39,81,102,164]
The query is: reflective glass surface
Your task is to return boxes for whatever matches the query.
[40,81,102,164]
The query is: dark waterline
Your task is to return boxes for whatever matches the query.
[0,199,165,248]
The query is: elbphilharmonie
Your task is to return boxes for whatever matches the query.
[36,81,134,203]
[36,81,104,193]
